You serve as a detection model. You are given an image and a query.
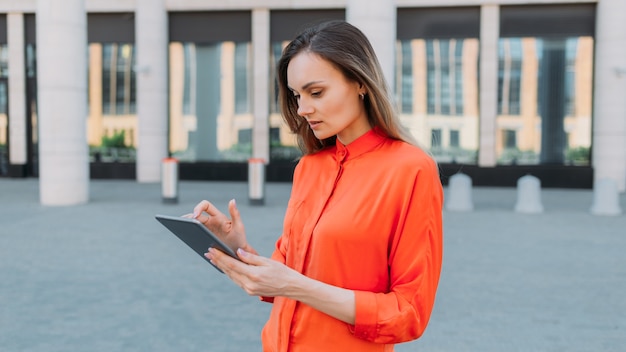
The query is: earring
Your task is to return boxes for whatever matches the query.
[359,93,365,100]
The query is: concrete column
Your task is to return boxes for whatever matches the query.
[252,8,270,162]
[592,0,626,192]
[7,13,27,168]
[346,0,396,89]
[478,5,499,167]
[37,0,89,205]
[135,0,168,182]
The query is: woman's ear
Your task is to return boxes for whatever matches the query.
[357,82,366,96]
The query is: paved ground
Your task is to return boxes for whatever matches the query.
[1,178,625,352]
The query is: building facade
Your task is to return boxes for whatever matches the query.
[0,0,624,204]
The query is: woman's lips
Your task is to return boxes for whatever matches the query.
[308,121,322,129]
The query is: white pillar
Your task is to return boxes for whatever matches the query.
[514,175,544,214]
[346,0,396,89]
[252,8,269,162]
[37,0,89,205]
[590,178,622,216]
[7,13,27,168]
[446,173,474,212]
[478,5,499,167]
[592,0,626,192]
[136,0,168,182]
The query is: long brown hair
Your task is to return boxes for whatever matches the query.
[277,20,416,155]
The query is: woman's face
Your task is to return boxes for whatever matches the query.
[287,51,371,145]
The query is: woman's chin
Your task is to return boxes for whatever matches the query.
[312,130,331,140]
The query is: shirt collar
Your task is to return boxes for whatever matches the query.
[335,127,387,162]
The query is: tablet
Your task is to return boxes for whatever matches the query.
[155,214,239,273]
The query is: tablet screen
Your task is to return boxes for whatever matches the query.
[155,214,239,273]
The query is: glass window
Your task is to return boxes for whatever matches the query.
[26,44,36,78]
[0,44,6,176]
[102,43,136,115]
[169,41,253,162]
[0,80,6,116]
[564,39,577,116]
[454,43,464,116]
[496,37,593,166]
[425,39,464,116]
[431,129,442,148]
[498,38,522,115]
[26,44,38,162]
[399,41,413,113]
[182,44,194,116]
[396,38,479,164]
[0,44,7,115]
[87,43,137,163]
[450,129,460,148]
[0,44,7,79]
[503,129,517,149]
[269,42,284,115]
[234,42,251,114]
[268,41,301,162]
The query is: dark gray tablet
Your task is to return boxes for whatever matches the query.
[155,214,239,273]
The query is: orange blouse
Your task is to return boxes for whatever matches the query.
[261,128,443,352]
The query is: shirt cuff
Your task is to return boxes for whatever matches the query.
[352,290,378,340]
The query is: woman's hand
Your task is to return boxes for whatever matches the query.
[205,247,299,297]
[185,199,256,255]
[206,248,356,325]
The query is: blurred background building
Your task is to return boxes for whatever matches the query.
[0,0,624,204]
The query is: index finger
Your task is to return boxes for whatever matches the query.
[192,200,223,218]
[206,247,247,276]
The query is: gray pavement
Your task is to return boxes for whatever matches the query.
[1,178,625,352]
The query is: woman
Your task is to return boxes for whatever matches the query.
[193,20,443,351]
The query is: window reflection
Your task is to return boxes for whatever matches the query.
[87,42,137,162]
[169,41,253,162]
[399,41,413,114]
[26,44,38,176]
[498,38,522,115]
[0,44,8,175]
[268,41,301,162]
[496,37,593,165]
[102,44,136,115]
[426,39,464,116]
[396,38,479,164]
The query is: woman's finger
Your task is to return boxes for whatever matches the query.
[236,248,266,266]
[227,199,241,225]
[192,200,210,218]
[206,248,247,280]
[193,200,225,218]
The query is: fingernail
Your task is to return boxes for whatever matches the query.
[237,248,246,257]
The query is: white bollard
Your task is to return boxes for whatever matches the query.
[248,158,266,206]
[446,173,474,211]
[161,157,179,204]
[590,178,622,216]
[514,175,544,214]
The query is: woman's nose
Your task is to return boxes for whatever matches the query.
[297,98,313,117]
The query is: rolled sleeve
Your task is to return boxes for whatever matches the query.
[352,290,378,339]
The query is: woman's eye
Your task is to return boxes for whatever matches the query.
[311,91,321,97]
